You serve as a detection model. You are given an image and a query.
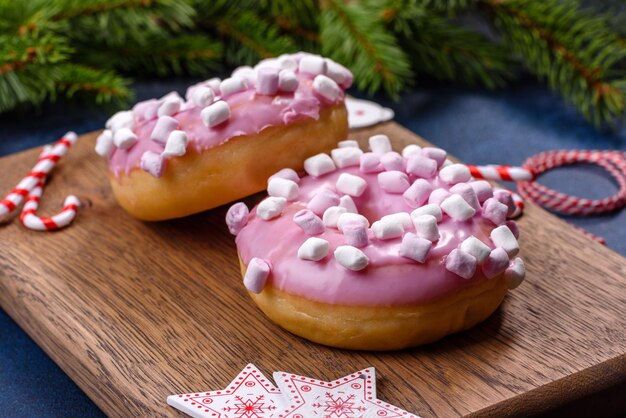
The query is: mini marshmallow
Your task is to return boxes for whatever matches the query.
[255,58,281,71]
[313,75,340,101]
[482,198,508,226]
[506,220,520,239]
[378,171,410,194]
[439,164,471,185]
[331,147,363,168]
[256,197,286,220]
[494,189,516,217]
[399,233,432,263]
[505,257,526,289]
[470,180,493,203]
[132,99,160,121]
[337,213,370,231]
[277,55,297,71]
[298,237,330,261]
[304,153,336,177]
[402,144,422,158]
[403,179,433,208]
[334,245,369,271]
[201,101,231,127]
[157,97,182,117]
[243,257,270,294]
[371,218,404,240]
[428,188,452,206]
[267,177,299,201]
[490,225,519,256]
[106,110,133,131]
[406,155,437,178]
[380,152,404,171]
[151,115,179,144]
[160,91,182,101]
[162,130,188,158]
[421,147,447,168]
[95,130,114,158]
[446,249,477,279]
[410,204,443,222]
[256,67,280,95]
[460,236,491,264]
[338,195,358,213]
[292,209,325,236]
[220,77,247,96]
[298,55,327,75]
[338,139,359,148]
[113,128,137,149]
[268,168,300,184]
[325,59,352,87]
[307,188,340,215]
[381,212,412,230]
[369,134,392,155]
[191,86,214,107]
[206,77,221,94]
[232,66,256,84]
[336,173,367,197]
[323,206,347,228]
[440,194,476,221]
[140,151,165,177]
[412,214,439,242]
[341,221,369,248]
[449,183,480,210]
[482,247,510,279]
[360,152,383,173]
[225,202,249,235]
[278,69,299,92]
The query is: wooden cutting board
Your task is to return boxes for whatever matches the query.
[1,122,625,417]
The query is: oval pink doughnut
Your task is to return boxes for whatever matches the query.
[228,136,526,351]
[95,53,351,220]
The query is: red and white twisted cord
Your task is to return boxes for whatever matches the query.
[467,150,626,244]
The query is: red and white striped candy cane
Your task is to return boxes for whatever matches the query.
[19,182,81,231]
[0,131,77,222]
[467,150,626,244]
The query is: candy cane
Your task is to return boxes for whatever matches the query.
[468,150,626,244]
[0,132,77,222]
[19,182,80,231]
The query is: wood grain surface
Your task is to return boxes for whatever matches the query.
[1,122,625,417]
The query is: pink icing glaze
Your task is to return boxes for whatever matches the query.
[107,53,349,178]
[236,164,510,307]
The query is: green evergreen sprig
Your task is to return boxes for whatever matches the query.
[482,0,626,125]
[0,0,625,129]
[320,0,413,97]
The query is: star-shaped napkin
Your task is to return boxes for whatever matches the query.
[273,367,418,418]
[167,364,286,418]
[168,365,418,418]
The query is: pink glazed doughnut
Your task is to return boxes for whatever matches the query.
[227,135,526,350]
[94,53,351,220]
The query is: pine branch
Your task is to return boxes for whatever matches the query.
[381,0,512,88]
[55,63,132,105]
[213,10,296,65]
[415,0,477,14]
[60,0,195,46]
[320,0,412,98]
[76,35,222,75]
[482,0,626,126]
[259,0,320,46]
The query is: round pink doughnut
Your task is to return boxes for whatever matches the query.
[229,136,526,350]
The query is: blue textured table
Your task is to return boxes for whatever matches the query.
[1,79,624,417]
